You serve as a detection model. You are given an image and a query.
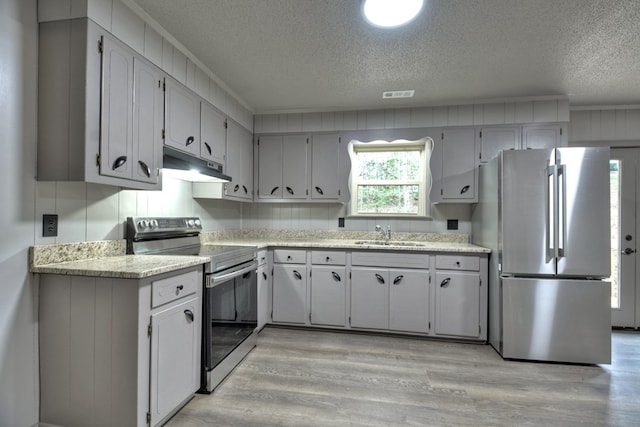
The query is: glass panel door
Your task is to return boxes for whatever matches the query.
[610,148,639,328]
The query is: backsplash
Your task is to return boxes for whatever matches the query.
[34,175,471,245]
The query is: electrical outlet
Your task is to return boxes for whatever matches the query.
[447,219,458,230]
[338,217,345,228]
[43,214,58,237]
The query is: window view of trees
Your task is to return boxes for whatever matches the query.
[355,150,421,214]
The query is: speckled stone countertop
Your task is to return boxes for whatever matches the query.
[29,240,209,279]
[201,230,490,254]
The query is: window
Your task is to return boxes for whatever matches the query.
[348,137,432,217]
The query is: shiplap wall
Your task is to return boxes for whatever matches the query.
[34,176,243,245]
[255,99,570,133]
[38,0,253,131]
[570,108,640,143]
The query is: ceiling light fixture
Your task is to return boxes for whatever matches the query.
[362,0,424,28]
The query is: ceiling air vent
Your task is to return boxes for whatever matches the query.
[382,90,415,99]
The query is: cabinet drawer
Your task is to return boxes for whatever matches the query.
[435,254,480,271]
[311,250,346,265]
[351,252,429,269]
[273,249,307,264]
[152,270,199,308]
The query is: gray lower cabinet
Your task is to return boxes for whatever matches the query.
[310,265,348,327]
[350,267,429,333]
[434,254,484,339]
[268,249,487,341]
[272,249,308,324]
[256,250,271,330]
[38,266,202,427]
[350,267,390,330]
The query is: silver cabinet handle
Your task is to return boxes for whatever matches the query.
[204,141,212,155]
[293,270,302,280]
[623,248,636,255]
[243,185,248,195]
[234,184,240,193]
[375,274,385,284]
[262,272,267,280]
[393,275,403,285]
[286,186,294,195]
[460,185,470,194]
[440,278,451,287]
[138,160,151,178]
[184,309,194,323]
[270,186,279,195]
[332,272,341,282]
[186,136,195,146]
[315,186,324,195]
[112,156,127,170]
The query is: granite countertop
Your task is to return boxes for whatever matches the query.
[202,229,490,254]
[29,231,489,279]
[207,238,489,253]
[29,240,209,279]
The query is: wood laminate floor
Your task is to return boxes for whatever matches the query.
[166,327,640,426]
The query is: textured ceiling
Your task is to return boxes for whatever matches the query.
[129,0,640,113]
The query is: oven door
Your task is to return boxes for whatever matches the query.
[203,260,258,372]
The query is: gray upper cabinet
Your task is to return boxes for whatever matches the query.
[522,123,566,149]
[132,57,164,184]
[430,127,478,203]
[224,121,253,201]
[37,18,162,190]
[200,102,226,167]
[310,134,341,200]
[478,126,521,164]
[164,76,200,157]
[257,135,308,200]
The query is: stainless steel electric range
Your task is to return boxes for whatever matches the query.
[126,216,258,393]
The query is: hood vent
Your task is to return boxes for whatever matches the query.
[162,146,232,182]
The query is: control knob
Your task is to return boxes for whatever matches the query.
[194,219,201,227]
[187,219,195,227]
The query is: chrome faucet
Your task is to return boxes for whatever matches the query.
[375,224,391,240]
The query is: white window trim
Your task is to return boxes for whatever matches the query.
[347,137,433,218]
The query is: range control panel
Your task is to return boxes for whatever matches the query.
[126,216,202,239]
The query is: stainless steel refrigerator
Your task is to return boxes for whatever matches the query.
[472,147,611,364]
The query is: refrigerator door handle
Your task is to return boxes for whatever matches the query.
[546,164,558,262]
[557,164,566,258]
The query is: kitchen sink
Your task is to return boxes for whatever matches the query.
[354,240,426,247]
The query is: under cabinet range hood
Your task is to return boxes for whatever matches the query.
[162,146,231,182]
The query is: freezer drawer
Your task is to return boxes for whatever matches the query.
[502,277,611,364]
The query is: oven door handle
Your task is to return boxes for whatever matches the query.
[207,261,258,287]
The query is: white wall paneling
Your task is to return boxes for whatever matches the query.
[570,108,640,142]
[86,183,120,241]
[255,99,569,134]
[1,0,38,425]
[142,22,162,66]
[86,0,112,30]
[111,0,144,54]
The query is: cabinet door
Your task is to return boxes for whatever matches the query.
[200,102,226,166]
[310,266,347,327]
[132,57,163,184]
[434,271,480,338]
[150,297,200,426]
[99,35,133,180]
[272,265,307,324]
[350,268,388,329]
[389,269,429,333]
[282,135,308,199]
[164,77,200,157]
[478,126,521,164]
[441,128,476,200]
[311,134,340,199]
[257,136,284,199]
[257,266,271,330]
[522,124,563,149]
[225,121,253,200]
